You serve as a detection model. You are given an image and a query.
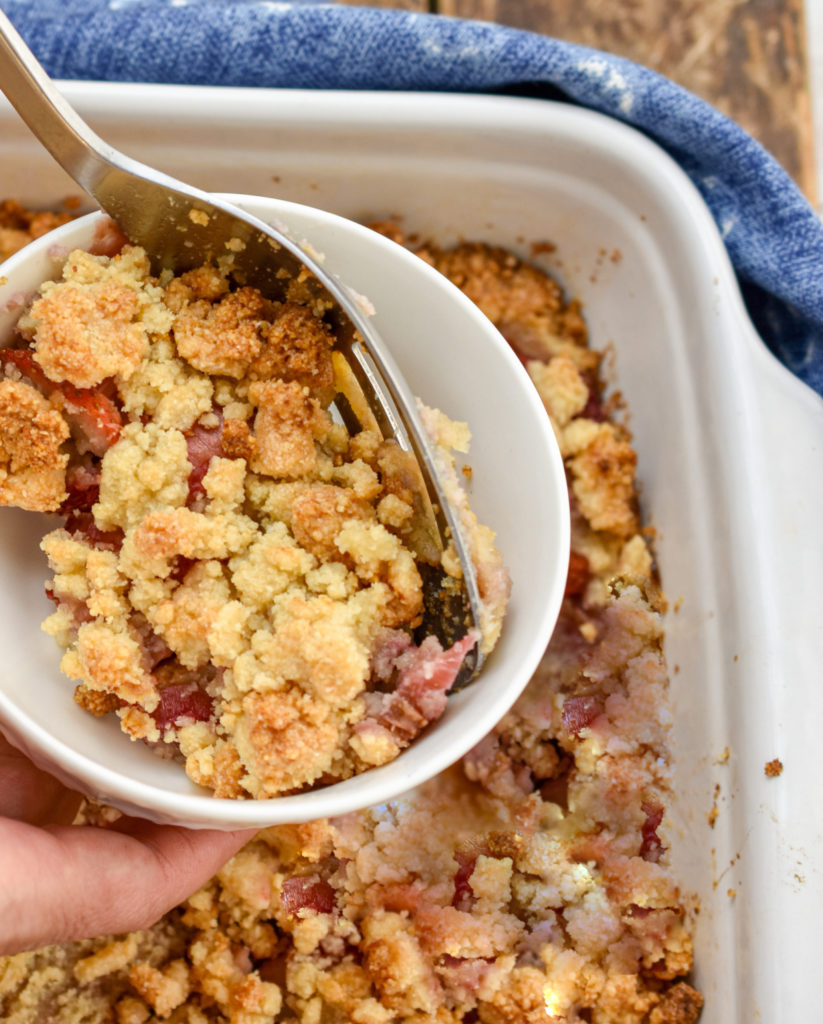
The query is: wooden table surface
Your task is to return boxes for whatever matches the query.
[342,0,815,203]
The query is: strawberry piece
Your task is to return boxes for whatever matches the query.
[89,218,129,258]
[129,613,174,671]
[60,385,122,456]
[1,347,121,455]
[394,631,478,720]
[565,550,590,597]
[561,695,603,736]
[152,684,213,731]
[65,512,124,552]
[169,555,197,585]
[437,955,494,994]
[281,876,335,917]
[61,461,101,514]
[639,802,665,862]
[185,416,224,504]
[452,849,479,911]
[0,348,51,391]
[579,371,607,422]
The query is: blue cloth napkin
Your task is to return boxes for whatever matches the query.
[3,0,822,398]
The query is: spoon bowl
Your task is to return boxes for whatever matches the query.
[0,198,569,828]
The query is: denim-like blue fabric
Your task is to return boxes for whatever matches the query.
[2,0,822,397]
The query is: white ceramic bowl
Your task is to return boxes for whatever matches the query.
[0,197,569,829]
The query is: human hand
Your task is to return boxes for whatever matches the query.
[0,732,255,955]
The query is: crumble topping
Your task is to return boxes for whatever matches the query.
[0,217,701,1023]
[247,379,329,479]
[94,422,192,531]
[0,379,69,512]
[1,230,507,800]
[0,198,72,262]
[26,277,146,388]
[173,286,266,378]
[422,241,595,372]
[19,247,165,388]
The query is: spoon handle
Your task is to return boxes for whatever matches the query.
[0,11,486,684]
[0,10,121,193]
[0,12,220,254]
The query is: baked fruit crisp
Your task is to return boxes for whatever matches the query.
[0,214,702,1023]
[0,222,510,798]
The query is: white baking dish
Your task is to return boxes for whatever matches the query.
[0,85,820,1020]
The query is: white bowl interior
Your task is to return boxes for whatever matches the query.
[0,202,568,829]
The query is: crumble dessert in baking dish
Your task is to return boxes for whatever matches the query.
[0,199,72,262]
[0,225,508,798]
[0,215,702,1023]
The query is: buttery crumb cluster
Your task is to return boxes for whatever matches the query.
[0,232,507,798]
[0,220,702,1024]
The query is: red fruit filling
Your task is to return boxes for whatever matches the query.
[565,550,590,597]
[639,802,665,862]
[89,217,129,258]
[452,849,480,911]
[561,695,603,736]
[64,512,124,552]
[0,347,122,455]
[59,385,122,456]
[61,460,101,514]
[281,876,336,917]
[185,415,224,504]
[378,632,479,738]
[152,684,213,731]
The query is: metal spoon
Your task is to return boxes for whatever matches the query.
[0,10,484,683]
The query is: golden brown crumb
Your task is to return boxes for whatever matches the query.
[0,198,72,260]
[209,741,247,799]
[427,242,594,369]
[648,982,704,1024]
[29,278,146,388]
[62,622,158,711]
[248,379,329,479]
[0,227,35,263]
[528,354,589,429]
[222,417,256,461]
[565,420,638,536]
[174,287,267,378]
[93,422,192,532]
[290,483,373,561]
[0,379,69,511]
[73,683,120,717]
[367,220,406,246]
[239,688,340,796]
[129,960,190,1018]
[164,265,229,314]
[764,757,783,777]
[250,301,335,402]
[73,935,140,984]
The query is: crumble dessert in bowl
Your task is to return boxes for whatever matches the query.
[0,198,569,829]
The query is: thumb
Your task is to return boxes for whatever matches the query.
[0,816,255,955]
